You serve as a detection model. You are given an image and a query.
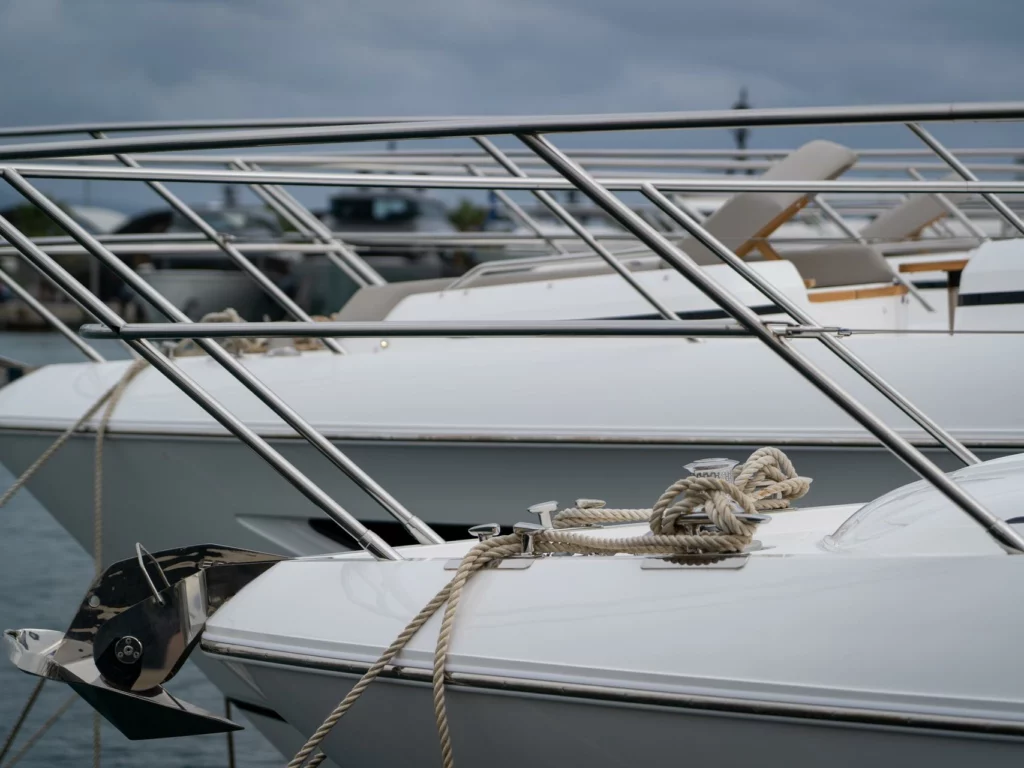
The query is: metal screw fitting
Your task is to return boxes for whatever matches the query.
[512,522,544,556]
[528,500,558,529]
[468,523,501,542]
[114,636,143,665]
[684,458,738,480]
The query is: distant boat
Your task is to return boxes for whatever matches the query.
[321,189,462,278]
[112,203,297,320]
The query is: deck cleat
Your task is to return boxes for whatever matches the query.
[684,458,739,480]
[528,500,559,529]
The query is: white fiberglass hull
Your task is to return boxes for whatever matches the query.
[0,333,1020,563]
[198,459,1024,767]
[0,428,1004,563]
[204,659,1024,768]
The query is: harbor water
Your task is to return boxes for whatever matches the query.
[0,334,280,767]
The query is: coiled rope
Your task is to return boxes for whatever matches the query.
[290,447,810,768]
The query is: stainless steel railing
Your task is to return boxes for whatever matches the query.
[0,100,1023,556]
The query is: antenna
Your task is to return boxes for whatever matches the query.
[730,87,752,175]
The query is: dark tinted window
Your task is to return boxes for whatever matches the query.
[116,211,173,234]
[330,196,418,224]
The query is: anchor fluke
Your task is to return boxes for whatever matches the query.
[4,544,285,739]
[68,679,242,740]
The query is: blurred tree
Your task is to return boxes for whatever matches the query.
[448,199,487,231]
[272,210,300,232]
[0,202,73,237]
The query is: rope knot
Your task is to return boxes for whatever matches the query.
[649,475,758,538]
[648,446,811,544]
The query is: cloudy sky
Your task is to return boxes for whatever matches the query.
[0,0,1021,210]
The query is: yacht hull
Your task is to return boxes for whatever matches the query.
[199,655,1024,768]
[0,427,1009,562]
[193,486,1024,768]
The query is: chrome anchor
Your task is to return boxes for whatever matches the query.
[4,543,286,740]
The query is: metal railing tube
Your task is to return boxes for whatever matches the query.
[473,137,682,322]
[521,132,1020,552]
[2,168,443,547]
[0,264,104,361]
[907,123,1024,237]
[0,209,402,560]
[90,133,346,355]
[2,101,1024,160]
[644,184,978,466]
[80,319,752,340]
[11,161,1024,194]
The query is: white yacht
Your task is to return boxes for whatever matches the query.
[1,131,1017,561]
[0,236,1018,561]
[5,102,1024,767]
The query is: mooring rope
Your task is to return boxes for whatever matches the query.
[0,309,247,766]
[290,447,810,768]
[0,679,43,765]
[0,694,76,768]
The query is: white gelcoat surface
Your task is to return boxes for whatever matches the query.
[0,330,1020,444]
[387,261,812,322]
[205,458,1024,720]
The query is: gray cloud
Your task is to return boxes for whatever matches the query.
[0,0,1021,209]
[4,0,1022,121]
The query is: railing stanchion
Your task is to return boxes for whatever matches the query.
[905,167,990,243]
[2,169,442,548]
[232,160,386,288]
[811,194,934,311]
[464,163,569,255]
[907,122,1024,237]
[473,136,682,322]
[90,132,346,355]
[0,264,105,361]
[519,132,1020,551]
[0,208,402,560]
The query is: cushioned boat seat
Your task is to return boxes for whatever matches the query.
[860,173,969,242]
[335,140,859,321]
[681,139,858,265]
[782,244,897,288]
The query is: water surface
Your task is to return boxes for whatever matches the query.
[0,333,281,767]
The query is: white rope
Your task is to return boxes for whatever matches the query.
[290,447,811,768]
[173,307,327,355]
[0,380,124,509]
[171,308,269,357]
